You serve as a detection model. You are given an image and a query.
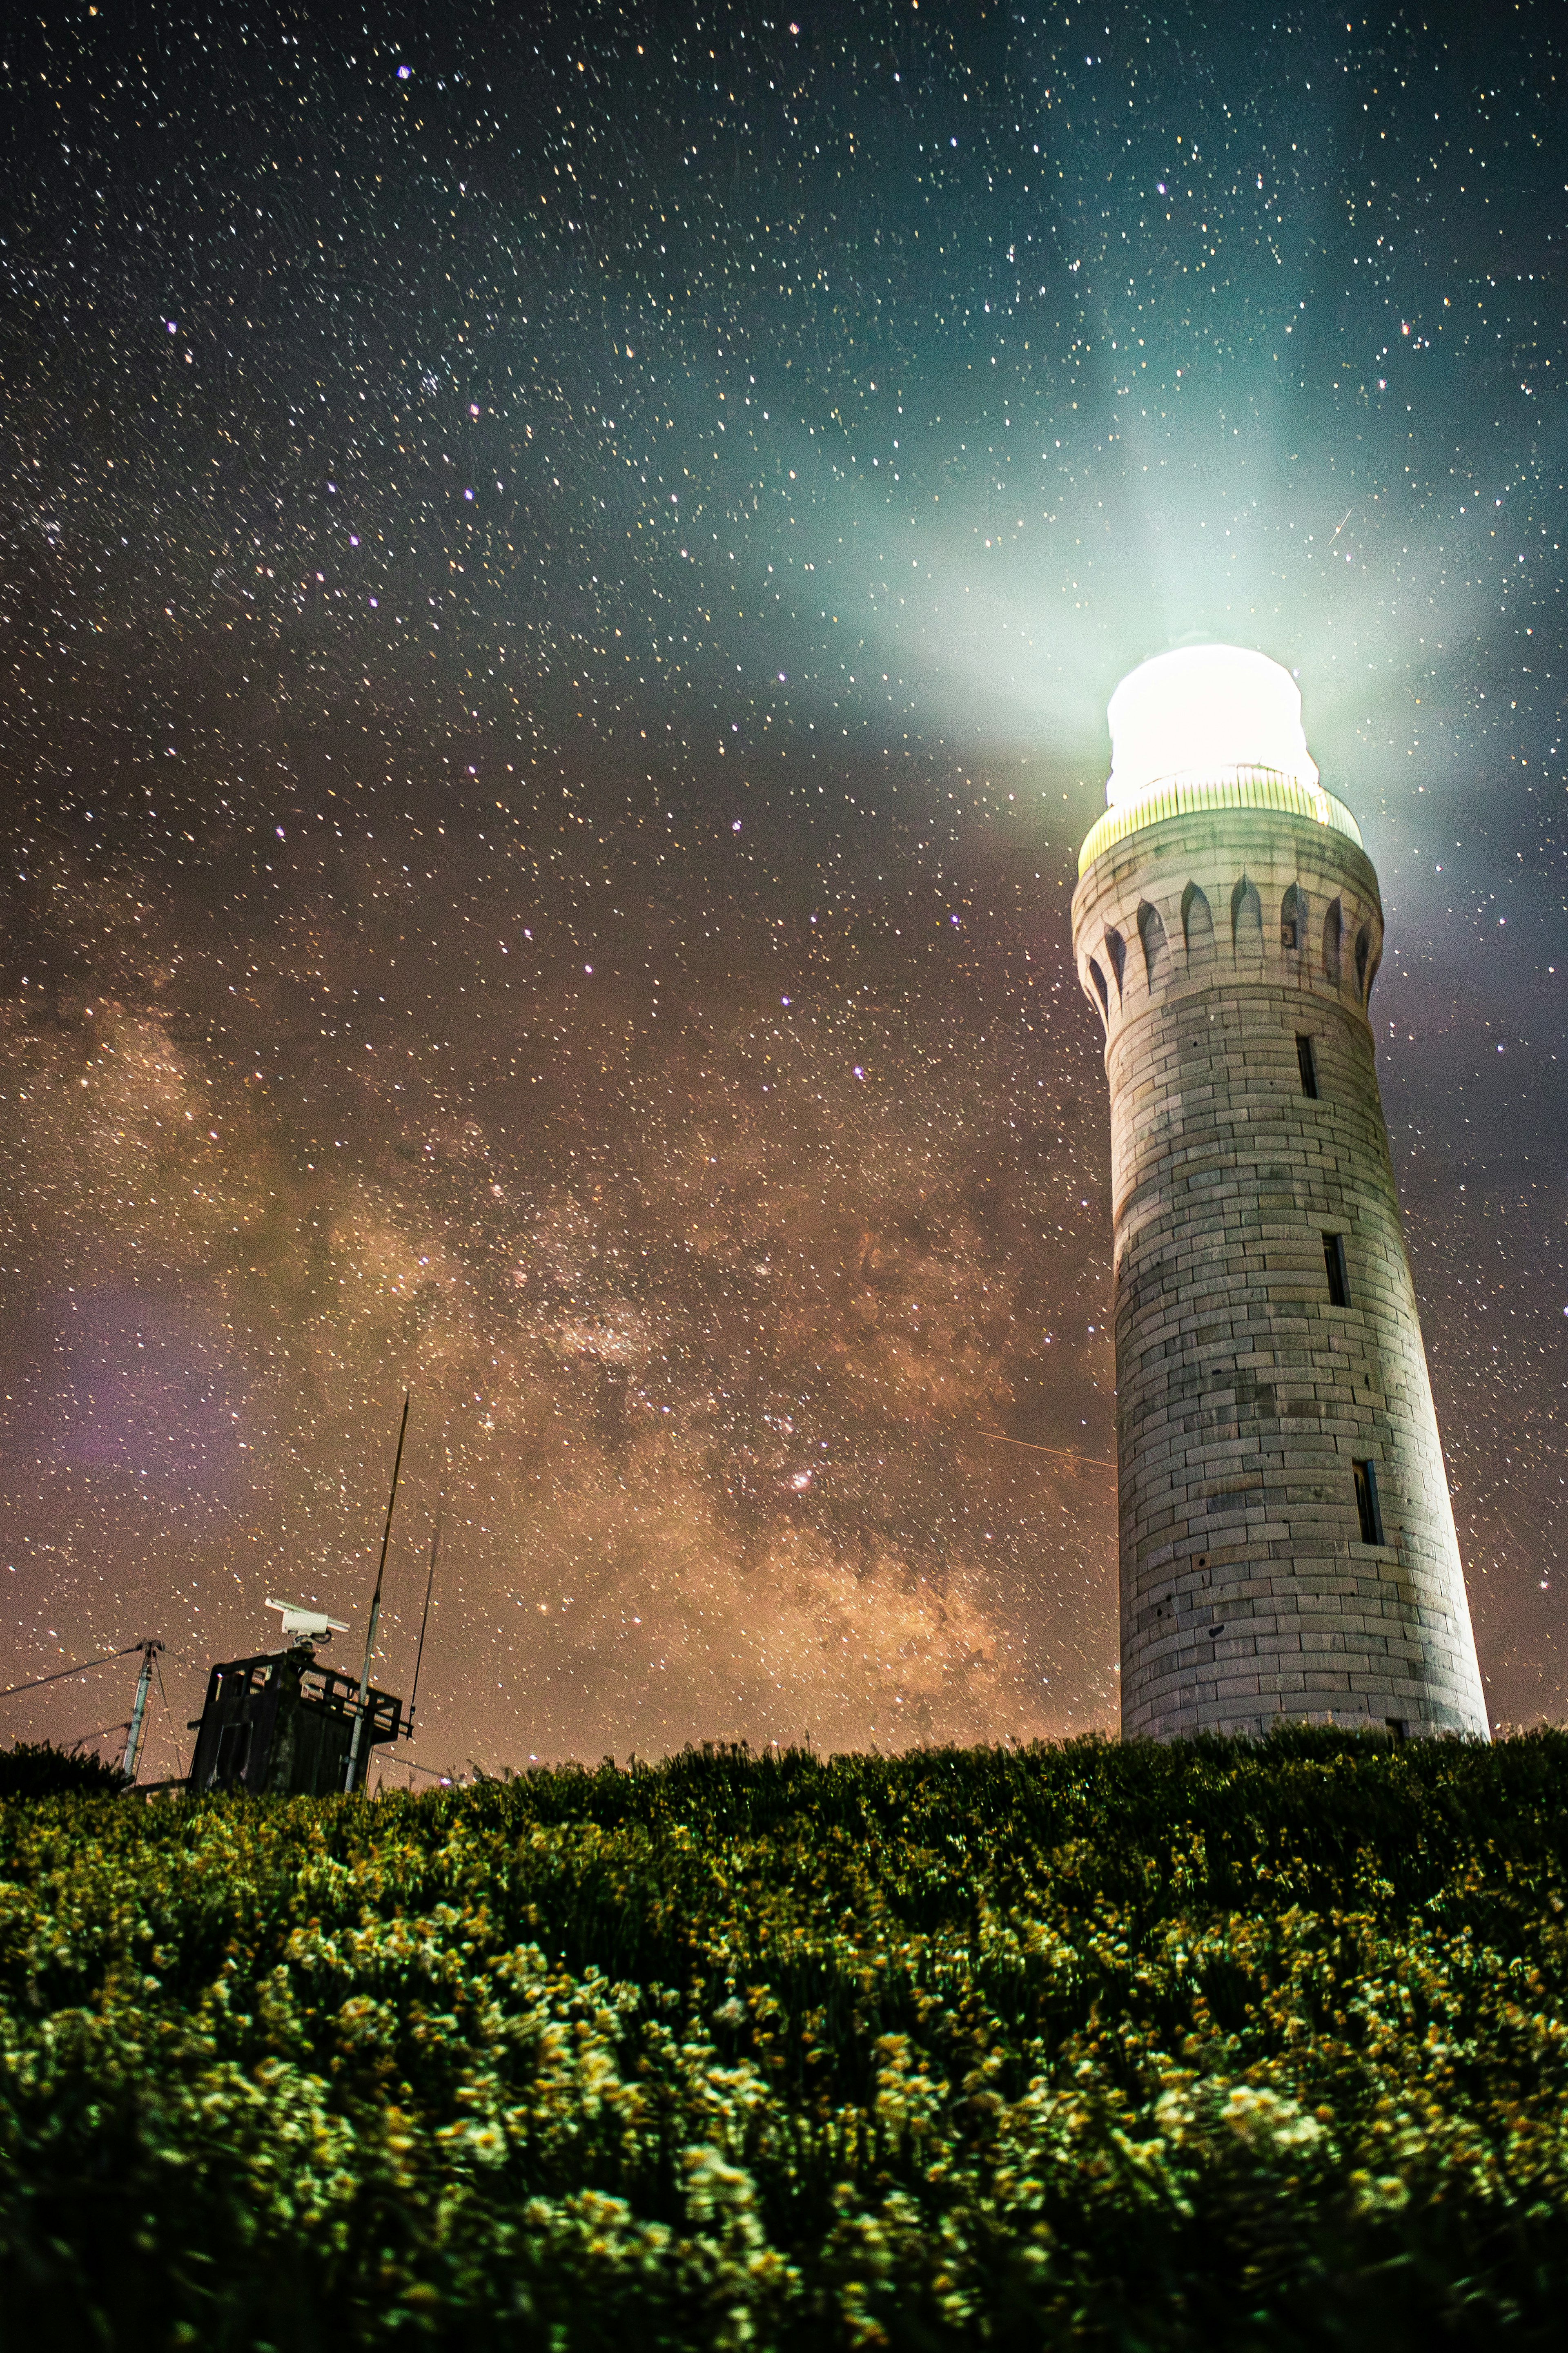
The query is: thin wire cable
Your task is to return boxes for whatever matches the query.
[407,1504,442,1731]
[153,1655,183,1782]
[65,1720,132,1752]
[0,1645,144,1704]
[976,1430,1116,1471]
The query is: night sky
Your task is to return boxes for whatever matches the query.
[1,2,1563,1780]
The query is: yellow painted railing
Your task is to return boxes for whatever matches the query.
[1077,768,1363,877]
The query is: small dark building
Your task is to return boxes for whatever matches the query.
[187,1643,403,1796]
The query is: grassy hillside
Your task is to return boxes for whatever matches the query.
[1,1730,1565,2350]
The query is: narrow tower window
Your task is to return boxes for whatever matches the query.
[1232,875,1263,961]
[1296,1034,1319,1097]
[1324,1231,1350,1307]
[1180,881,1215,970]
[1137,900,1170,992]
[1281,883,1303,950]
[1088,958,1109,1016]
[1323,899,1344,986]
[1353,1459,1384,1546]
[1104,927,1127,1000]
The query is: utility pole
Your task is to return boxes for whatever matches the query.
[345,1392,410,1793]
[119,1641,163,1782]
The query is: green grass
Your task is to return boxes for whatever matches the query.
[1,1729,1566,2349]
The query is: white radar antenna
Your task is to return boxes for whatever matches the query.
[265,1598,350,1647]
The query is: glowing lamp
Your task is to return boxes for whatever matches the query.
[1105,644,1318,810]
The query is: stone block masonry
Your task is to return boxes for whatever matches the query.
[1071,800,1488,1742]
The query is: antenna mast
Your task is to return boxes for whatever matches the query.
[344,1392,410,1794]
[119,1641,163,1782]
[407,1505,442,1735]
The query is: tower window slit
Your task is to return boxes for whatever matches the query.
[1323,899,1344,985]
[1296,1033,1319,1097]
[1324,1231,1350,1307]
[1353,1458,1384,1546]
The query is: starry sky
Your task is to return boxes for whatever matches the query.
[1,1,1563,1780]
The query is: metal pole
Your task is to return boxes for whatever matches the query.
[120,1642,162,1782]
[407,1506,442,1733]
[345,1392,410,1793]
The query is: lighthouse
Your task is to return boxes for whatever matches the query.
[1071,645,1488,1742]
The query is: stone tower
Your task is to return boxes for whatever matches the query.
[1070,646,1488,1741]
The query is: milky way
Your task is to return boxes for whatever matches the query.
[0,4,1562,1777]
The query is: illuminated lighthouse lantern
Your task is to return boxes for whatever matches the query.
[1071,646,1488,1741]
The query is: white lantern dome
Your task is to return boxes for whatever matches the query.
[1105,643,1319,810]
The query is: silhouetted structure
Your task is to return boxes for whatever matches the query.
[187,1642,403,1795]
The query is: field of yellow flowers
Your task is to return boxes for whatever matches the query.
[1,1729,1565,2349]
